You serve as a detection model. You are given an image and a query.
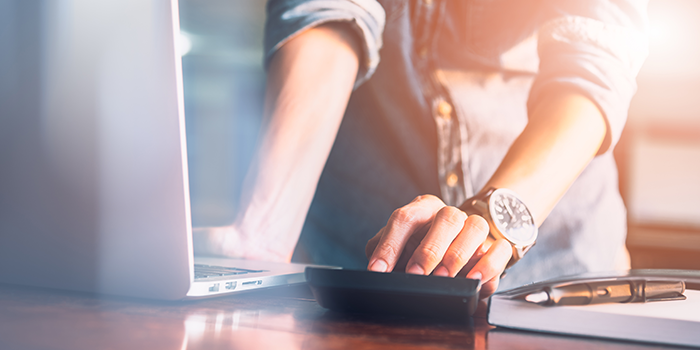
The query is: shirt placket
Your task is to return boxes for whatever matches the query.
[432,97,465,207]
[415,0,466,207]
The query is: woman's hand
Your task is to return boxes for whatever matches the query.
[192,226,291,262]
[365,195,512,298]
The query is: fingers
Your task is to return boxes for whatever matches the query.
[479,278,501,300]
[431,215,490,277]
[367,194,512,302]
[466,238,512,298]
[404,206,468,275]
[367,195,445,273]
[365,227,384,259]
[457,238,494,277]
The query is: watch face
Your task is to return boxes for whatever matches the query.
[489,189,537,246]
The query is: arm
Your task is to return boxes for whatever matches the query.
[366,1,647,298]
[193,23,361,261]
[483,91,607,227]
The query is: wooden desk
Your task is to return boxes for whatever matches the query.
[0,283,684,349]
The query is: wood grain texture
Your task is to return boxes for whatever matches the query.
[0,283,683,350]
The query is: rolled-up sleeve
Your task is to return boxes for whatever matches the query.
[527,1,649,153]
[264,0,386,88]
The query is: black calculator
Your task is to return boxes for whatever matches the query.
[305,267,481,319]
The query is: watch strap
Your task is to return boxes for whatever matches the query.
[458,188,495,216]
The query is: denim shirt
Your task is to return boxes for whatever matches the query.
[264,0,648,289]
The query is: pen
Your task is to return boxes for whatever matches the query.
[523,279,686,306]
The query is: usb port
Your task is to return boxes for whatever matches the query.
[208,283,220,292]
[225,282,237,290]
[242,280,262,286]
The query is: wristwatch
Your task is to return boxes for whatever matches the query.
[459,187,537,268]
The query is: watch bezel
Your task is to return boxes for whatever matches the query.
[487,188,537,247]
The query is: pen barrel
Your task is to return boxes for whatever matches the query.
[547,282,633,306]
[635,281,686,302]
[540,280,686,306]
[590,281,634,304]
[546,284,592,305]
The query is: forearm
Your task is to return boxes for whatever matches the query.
[230,23,361,261]
[481,91,608,226]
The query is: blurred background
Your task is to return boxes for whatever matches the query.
[620,0,700,269]
[179,0,700,269]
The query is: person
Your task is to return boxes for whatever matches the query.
[194,0,648,298]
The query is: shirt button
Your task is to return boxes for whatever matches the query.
[437,100,453,120]
[446,172,459,187]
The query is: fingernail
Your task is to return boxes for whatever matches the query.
[433,266,449,277]
[406,264,425,275]
[369,259,388,272]
[467,271,482,281]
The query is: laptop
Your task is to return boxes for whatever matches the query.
[0,0,309,300]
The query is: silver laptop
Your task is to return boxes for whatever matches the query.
[0,0,308,300]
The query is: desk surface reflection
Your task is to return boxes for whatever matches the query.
[0,283,685,349]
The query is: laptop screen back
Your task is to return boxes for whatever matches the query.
[0,0,194,300]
